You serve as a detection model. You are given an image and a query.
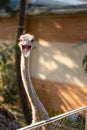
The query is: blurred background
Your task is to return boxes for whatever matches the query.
[0,0,87,126]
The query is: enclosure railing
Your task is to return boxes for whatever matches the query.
[17,106,87,130]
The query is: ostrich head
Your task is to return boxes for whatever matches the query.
[19,34,35,57]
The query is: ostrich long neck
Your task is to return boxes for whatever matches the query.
[21,53,49,123]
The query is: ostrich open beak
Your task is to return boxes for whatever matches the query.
[22,44,32,57]
[19,41,33,57]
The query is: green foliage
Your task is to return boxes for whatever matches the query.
[83,54,87,73]
[0,0,10,7]
[5,6,19,17]
[0,0,19,17]
[48,109,62,117]
[0,42,19,104]
[73,38,87,73]
[73,38,87,48]
[78,38,87,73]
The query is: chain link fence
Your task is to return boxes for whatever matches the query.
[17,106,87,130]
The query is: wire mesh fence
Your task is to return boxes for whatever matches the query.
[17,106,87,130]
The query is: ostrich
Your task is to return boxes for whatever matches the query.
[0,107,22,130]
[19,34,49,124]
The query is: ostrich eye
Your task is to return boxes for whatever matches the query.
[18,39,22,42]
[31,39,35,43]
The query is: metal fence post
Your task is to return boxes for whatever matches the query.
[17,106,87,130]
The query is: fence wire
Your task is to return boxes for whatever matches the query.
[17,106,87,130]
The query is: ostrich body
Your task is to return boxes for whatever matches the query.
[0,107,21,130]
[19,34,49,124]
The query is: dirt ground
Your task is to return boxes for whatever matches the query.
[0,14,87,113]
[32,77,87,112]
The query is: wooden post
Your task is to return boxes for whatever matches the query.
[15,0,32,124]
